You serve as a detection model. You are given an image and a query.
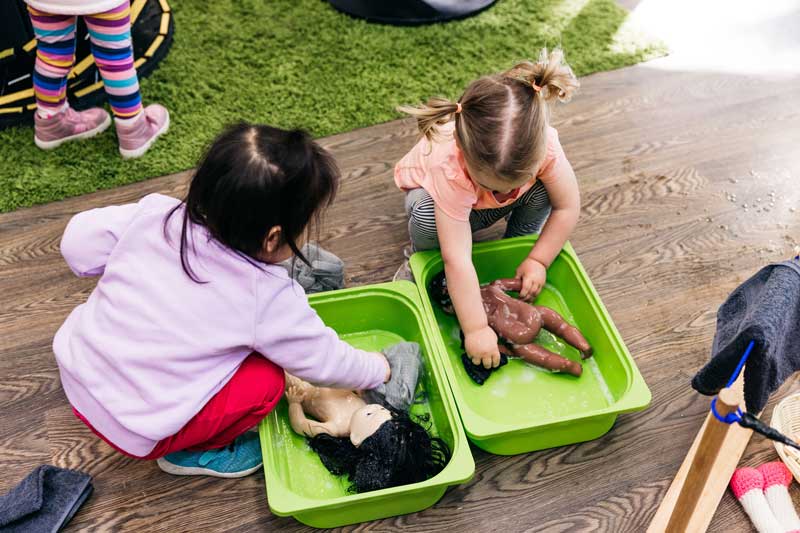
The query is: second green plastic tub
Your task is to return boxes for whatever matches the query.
[258,281,474,528]
[410,236,651,455]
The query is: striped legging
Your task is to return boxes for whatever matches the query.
[28,1,143,119]
[405,181,552,251]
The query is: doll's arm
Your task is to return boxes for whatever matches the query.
[285,382,340,437]
[490,278,523,293]
[534,306,593,358]
[287,402,339,438]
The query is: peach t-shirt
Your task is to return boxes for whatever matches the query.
[394,122,572,221]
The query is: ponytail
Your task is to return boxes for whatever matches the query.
[397,97,460,142]
[399,48,579,185]
[504,48,579,103]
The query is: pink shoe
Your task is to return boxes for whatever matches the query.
[34,106,111,150]
[115,104,170,159]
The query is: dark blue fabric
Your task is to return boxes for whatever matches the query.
[0,465,93,533]
[692,259,800,412]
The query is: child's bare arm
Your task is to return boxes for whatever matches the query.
[528,168,580,268]
[435,205,500,369]
[516,169,580,299]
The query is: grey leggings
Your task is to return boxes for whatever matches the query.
[405,181,551,251]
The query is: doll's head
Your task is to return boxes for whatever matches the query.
[308,406,451,493]
[428,271,454,314]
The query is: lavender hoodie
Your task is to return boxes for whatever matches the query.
[54,194,386,457]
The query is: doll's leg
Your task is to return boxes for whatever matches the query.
[513,343,582,377]
[535,306,593,358]
[505,181,551,238]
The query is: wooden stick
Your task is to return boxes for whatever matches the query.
[647,375,754,533]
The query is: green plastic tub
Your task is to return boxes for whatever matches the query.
[258,282,474,528]
[410,236,651,455]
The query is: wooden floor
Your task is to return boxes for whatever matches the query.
[2,60,800,532]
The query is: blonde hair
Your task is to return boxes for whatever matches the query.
[398,49,579,184]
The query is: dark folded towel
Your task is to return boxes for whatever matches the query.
[278,242,345,294]
[461,352,509,385]
[0,465,93,533]
[361,342,423,412]
[692,259,800,412]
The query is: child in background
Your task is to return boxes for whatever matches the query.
[25,0,168,158]
[55,123,390,477]
[395,49,581,372]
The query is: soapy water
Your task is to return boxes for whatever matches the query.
[518,366,537,382]
[586,358,615,405]
[489,374,513,397]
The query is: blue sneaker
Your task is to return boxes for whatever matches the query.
[156,432,263,478]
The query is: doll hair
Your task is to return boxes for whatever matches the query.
[308,407,451,493]
[164,122,339,282]
[398,48,579,186]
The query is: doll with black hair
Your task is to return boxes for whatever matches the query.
[284,343,450,493]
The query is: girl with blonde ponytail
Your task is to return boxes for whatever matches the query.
[394,49,581,371]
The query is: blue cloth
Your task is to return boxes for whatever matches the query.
[0,465,92,533]
[693,259,800,412]
[362,342,423,412]
[279,243,345,294]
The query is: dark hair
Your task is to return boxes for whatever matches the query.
[165,122,339,282]
[308,408,451,493]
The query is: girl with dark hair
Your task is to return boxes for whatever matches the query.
[53,122,391,478]
[285,374,450,493]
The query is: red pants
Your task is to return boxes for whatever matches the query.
[73,354,285,460]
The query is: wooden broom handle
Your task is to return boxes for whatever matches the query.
[665,387,741,532]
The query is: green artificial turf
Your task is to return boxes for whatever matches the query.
[0,0,664,212]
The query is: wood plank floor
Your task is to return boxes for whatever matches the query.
[2,63,800,531]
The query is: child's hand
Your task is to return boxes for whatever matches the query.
[465,326,501,369]
[515,257,547,300]
[285,384,307,404]
[374,352,392,383]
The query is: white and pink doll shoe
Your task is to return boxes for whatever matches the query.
[730,467,785,533]
[758,462,800,532]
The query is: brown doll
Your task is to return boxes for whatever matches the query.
[429,272,593,382]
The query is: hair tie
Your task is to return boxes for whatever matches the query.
[530,81,542,93]
[455,102,462,114]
